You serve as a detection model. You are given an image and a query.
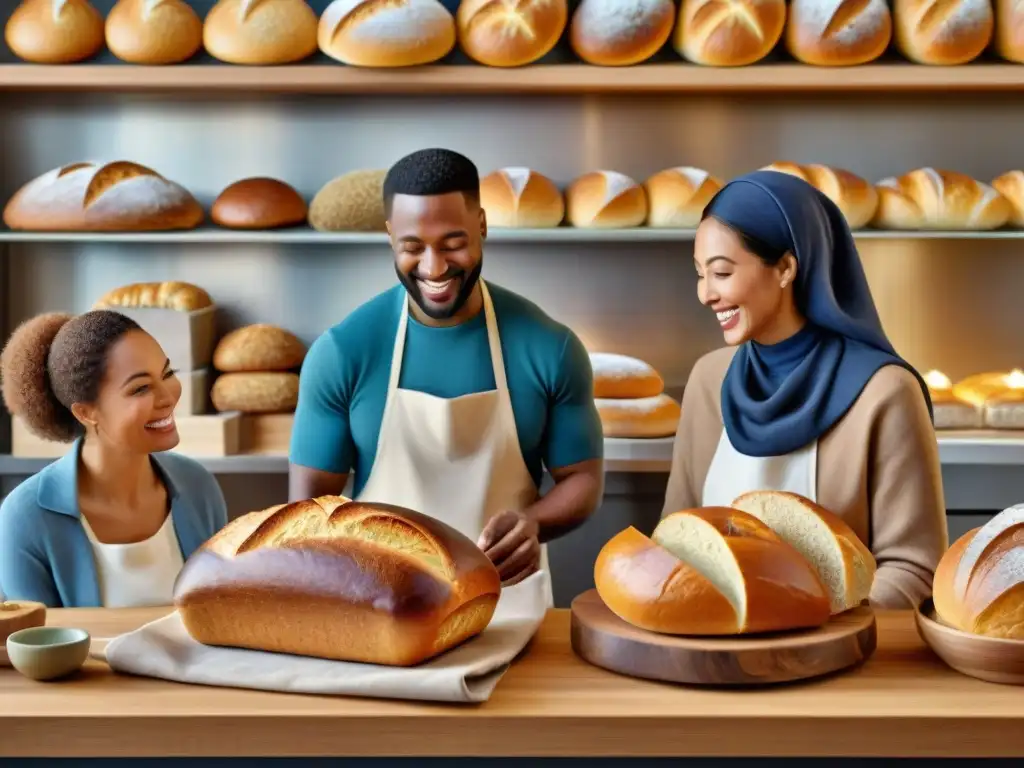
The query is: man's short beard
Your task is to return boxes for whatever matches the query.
[396,260,483,321]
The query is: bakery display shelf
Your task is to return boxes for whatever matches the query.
[3,63,1024,95]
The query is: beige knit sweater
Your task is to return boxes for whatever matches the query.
[662,346,949,610]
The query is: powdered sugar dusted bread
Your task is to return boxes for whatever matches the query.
[565,171,647,228]
[106,0,203,64]
[893,0,993,64]
[870,168,1011,230]
[675,0,786,66]
[5,0,105,63]
[204,0,319,64]
[590,352,665,398]
[596,393,680,438]
[762,162,878,229]
[785,0,891,66]
[3,161,204,232]
[318,0,457,66]
[644,167,723,228]
[479,168,565,227]
[457,0,568,66]
[569,0,675,65]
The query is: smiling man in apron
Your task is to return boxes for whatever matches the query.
[288,148,605,604]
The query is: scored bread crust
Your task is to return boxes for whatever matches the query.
[565,171,648,228]
[595,394,680,438]
[870,168,1011,230]
[762,162,879,229]
[568,0,676,66]
[173,496,503,666]
[675,0,786,66]
[643,167,724,229]
[318,0,457,67]
[105,0,204,65]
[479,168,565,228]
[93,280,213,312]
[457,0,568,67]
[4,0,105,64]
[203,0,319,65]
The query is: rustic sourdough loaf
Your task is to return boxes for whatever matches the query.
[213,324,306,372]
[595,394,680,438]
[5,0,105,63]
[211,177,308,230]
[318,0,457,66]
[211,372,299,413]
[590,352,664,399]
[308,170,388,232]
[762,162,879,229]
[173,496,503,665]
[569,0,675,65]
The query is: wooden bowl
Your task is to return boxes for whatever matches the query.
[915,598,1024,685]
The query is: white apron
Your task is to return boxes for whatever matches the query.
[701,428,818,507]
[356,280,553,606]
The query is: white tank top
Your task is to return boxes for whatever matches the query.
[80,513,185,608]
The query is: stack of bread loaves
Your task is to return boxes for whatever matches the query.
[173,495,503,665]
[596,490,876,635]
[590,352,681,438]
[923,369,982,430]
[211,325,307,414]
[952,370,1024,430]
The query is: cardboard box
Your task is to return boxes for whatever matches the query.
[113,306,217,371]
[176,368,210,416]
[242,413,293,455]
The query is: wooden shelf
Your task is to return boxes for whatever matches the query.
[2,63,1024,95]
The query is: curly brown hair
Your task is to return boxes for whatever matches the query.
[1,310,142,443]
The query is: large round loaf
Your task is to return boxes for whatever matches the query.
[731,490,876,614]
[595,507,831,635]
[173,496,503,666]
[204,0,319,64]
[871,168,1012,231]
[762,162,879,229]
[479,168,565,228]
[923,369,983,430]
[213,324,307,372]
[3,161,204,232]
[934,504,1024,639]
[569,0,675,66]
[675,0,786,66]
[211,372,300,413]
[211,178,308,230]
[596,394,680,438]
[457,0,568,66]
[893,0,992,65]
[565,171,647,228]
[93,281,213,312]
[318,0,457,66]
[308,170,388,232]
[590,352,664,398]
[644,167,723,228]
[785,0,892,66]
[105,0,203,65]
[5,0,105,64]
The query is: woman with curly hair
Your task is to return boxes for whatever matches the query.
[0,310,227,608]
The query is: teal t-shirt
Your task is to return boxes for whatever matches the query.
[289,282,604,496]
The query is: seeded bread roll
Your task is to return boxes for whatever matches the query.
[871,168,1011,230]
[479,168,565,228]
[596,394,680,438]
[762,162,879,229]
[991,171,1024,227]
[213,324,307,372]
[93,281,213,312]
[923,370,983,430]
[785,0,892,66]
[457,0,568,66]
[308,170,388,232]
[211,178,308,230]
[589,352,665,399]
[675,0,787,66]
[204,0,319,64]
[212,372,299,413]
[5,0,105,63]
[893,0,993,64]
[318,0,457,66]
[105,0,203,65]
[565,171,647,228]
[569,0,676,66]
[644,167,723,228]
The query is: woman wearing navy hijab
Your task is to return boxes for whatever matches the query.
[662,170,948,609]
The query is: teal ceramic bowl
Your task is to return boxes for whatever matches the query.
[6,626,91,681]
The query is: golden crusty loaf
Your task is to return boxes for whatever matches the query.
[308,170,388,232]
[105,0,203,65]
[991,171,1024,227]
[934,504,1024,639]
[318,0,457,66]
[93,281,213,312]
[590,352,664,399]
[569,0,675,65]
[173,496,503,665]
[565,171,647,228]
[213,324,306,372]
[763,162,879,230]
[644,167,723,229]
[204,0,319,65]
[871,168,1012,231]
[675,0,786,66]
[3,161,204,232]
[785,0,892,66]
[952,370,1024,430]
[479,168,565,228]
[458,0,568,66]
[923,369,983,430]
[0,601,46,666]
[995,0,1024,63]
[596,394,680,438]
[5,0,105,63]
[731,490,876,614]
[211,178,308,230]
[596,507,831,635]
[212,372,299,413]
[893,0,993,65]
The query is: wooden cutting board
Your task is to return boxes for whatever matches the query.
[570,589,876,686]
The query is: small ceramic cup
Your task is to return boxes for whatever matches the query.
[6,626,91,681]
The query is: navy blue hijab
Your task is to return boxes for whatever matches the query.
[705,170,932,457]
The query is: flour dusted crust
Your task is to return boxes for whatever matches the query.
[458,0,568,66]
[5,0,105,63]
[763,162,879,229]
[675,0,787,66]
[644,167,723,228]
[893,0,993,64]
[590,352,665,398]
[569,0,675,65]
[596,393,680,437]
[565,171,647,228]
[785,0,892,66]
[213,324,307,372]
[870,168,1011,230]
[204,0,319,65]
[3,161,204,232]
[105,0,203,65]
[479,168,565,228]
[318,0,457,66]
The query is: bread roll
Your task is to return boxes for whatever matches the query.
[923,369,983,430]
[731,490,876,614]
[893,0,993,64]
[933,504,1024,639]
[211,178,308,230]
[991,171,1024,227]
[785,0,892,66]
[595,508,831,635]
[4,0,105,63]
[0,601,46,665]
[995,0,1024,62]
[105,0,203,65]
[762,162,879,230]
[871,169,1012,231]
[308,170,388,232]
[565,171,647,228]
[212,372,299,413]
[457,0,568,66]
[213,324,306,372]
[3,161,204,232]
[203,0,319,65]
[479,168,564,228]
[174,496,502,666]
[569,0,675,65]
[952,370,1024,430]
[590,352,664,398]
[596,394,680,438]
[644,167,723,228]
[675,0,786,66]
[318,0,457,66]
[93,281,213,312]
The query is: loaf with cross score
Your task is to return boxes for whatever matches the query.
[674,0,787,66]
[457,0,568,66]
[172,496,502,665]
[870,168,1012,230]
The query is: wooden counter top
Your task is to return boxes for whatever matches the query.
[3,607,1023,758]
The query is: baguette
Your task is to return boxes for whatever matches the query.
[590,352,665,399]
[173,496,502,666]
[203,0,319,65]
[479,168,565,228]
[318,0,457,67]
[105,0,203,65]
[762,162,878,229]
[675,0,786,66]
[4,0,105,64]
[93,281,213,312]
[871,168,1011,231]
[565,171,647,228]
[569,0,675,66]
[211,372,300,413]
[457,0,568,66]
[596,394,680,438]
[213,324,307,372]
[644,167,723,228]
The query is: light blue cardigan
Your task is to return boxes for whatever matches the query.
[0,439,228,608]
